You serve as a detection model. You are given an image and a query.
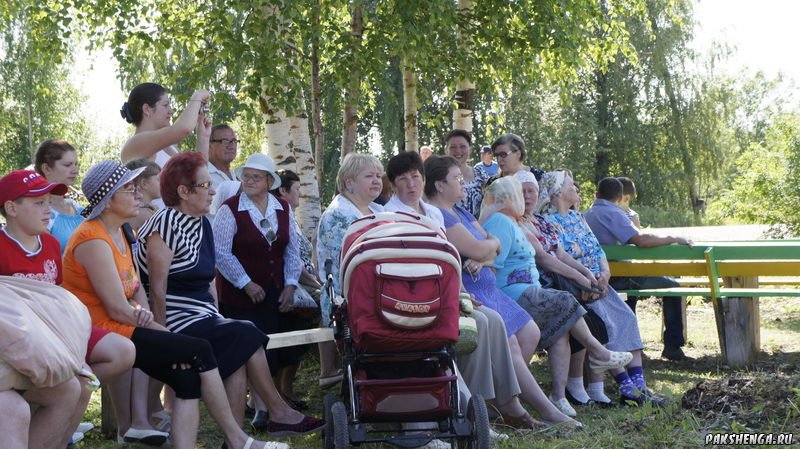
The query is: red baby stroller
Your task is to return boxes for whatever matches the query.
[322,212,491,449]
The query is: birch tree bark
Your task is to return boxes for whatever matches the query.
[402,56,419,153]
[452,0,475,132]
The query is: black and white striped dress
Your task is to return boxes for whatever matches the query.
[136,208,267,378]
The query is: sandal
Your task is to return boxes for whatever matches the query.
[238,437,289,449]
[588,351,633,373]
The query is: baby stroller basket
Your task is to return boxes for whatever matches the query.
[340,213,462,353]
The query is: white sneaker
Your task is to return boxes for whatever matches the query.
[76,422,94,433]
[419,439,451,449]
[70,432,84,444]
[489,427,509,440]
[550,396,578,417]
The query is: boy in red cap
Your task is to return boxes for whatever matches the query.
[0,170,137,447]
[0,170,69,282]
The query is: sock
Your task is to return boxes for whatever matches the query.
[587,381,610,403]
[566,377,591,403]
[627,366,646,392]
[614,371,638,399]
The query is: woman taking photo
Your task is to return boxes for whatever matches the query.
[213,153,308,426]
[120,82,211,166]
[61,160,282,449]
[136,153,323,434]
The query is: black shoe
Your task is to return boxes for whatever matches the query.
[661,346,688,361]
[565,389,594,407]
[251,410,269,431]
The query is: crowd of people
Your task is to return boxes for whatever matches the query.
[0,82,692,449]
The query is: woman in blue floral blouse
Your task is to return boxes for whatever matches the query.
[538,170,665,408]
[316,154,384,386]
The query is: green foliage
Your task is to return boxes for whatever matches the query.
[706,113,800,228]
[0,4,94,174]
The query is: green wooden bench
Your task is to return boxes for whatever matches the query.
[603,242,800,367]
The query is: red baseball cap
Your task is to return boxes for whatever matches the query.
[0,170,68,204]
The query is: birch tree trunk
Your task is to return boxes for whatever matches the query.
[340,0,364,158]
[257,3,322,241]
[290,112,322,242]
[452,0,475,132]
[311,0,325,184]
[402,57,419,153]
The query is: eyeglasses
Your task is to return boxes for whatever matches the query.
[445,174,465,184]
[259,218,277,244]
[494,150,517,159]
[189,181,213,189]
[116,187,138,195]
[211,138,240,145]
[242,173,267,183]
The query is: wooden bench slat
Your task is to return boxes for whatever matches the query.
[607,261,707,276]
[266,327,334,350]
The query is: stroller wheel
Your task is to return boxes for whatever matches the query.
[457,395,490,449]
[331,401,349,449]
[322,394,336,449]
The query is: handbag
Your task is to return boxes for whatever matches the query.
[544,272,603,304]
[290,285,320,318]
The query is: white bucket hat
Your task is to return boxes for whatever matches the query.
[234,153,281,190]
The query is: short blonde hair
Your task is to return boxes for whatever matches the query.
[336,153,384,194]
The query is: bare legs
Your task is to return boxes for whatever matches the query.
[87,333,137,435]
[507,336,573,424]
[198,368,271,449]
[24,377,83,449]
[546,334,571,401]
[245,349,305,424]
[0,390,30,449]
[223,366,248,427]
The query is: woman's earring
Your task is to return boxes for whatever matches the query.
[348,186,354,194]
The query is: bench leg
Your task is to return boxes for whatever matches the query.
[718,276,760,368]
[100,386,118,438]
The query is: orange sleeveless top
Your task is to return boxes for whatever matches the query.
[62,220,140,339]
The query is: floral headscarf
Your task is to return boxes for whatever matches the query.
[536,170,567,213]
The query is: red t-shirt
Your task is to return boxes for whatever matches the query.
[0,229,63,285]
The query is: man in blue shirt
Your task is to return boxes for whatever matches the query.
[473,146,499,178]
[585,177,692,361]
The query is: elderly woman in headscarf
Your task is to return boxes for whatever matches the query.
[479,176,634,415]
[515,170,609,407]
[537,170,665,407]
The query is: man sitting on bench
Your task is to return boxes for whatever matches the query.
[585,177,692,361]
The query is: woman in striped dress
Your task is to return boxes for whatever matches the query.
[135,152,323,436]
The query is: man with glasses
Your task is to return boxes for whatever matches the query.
[208,124,240,191]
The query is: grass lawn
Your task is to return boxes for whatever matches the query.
[78,297,800,448]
